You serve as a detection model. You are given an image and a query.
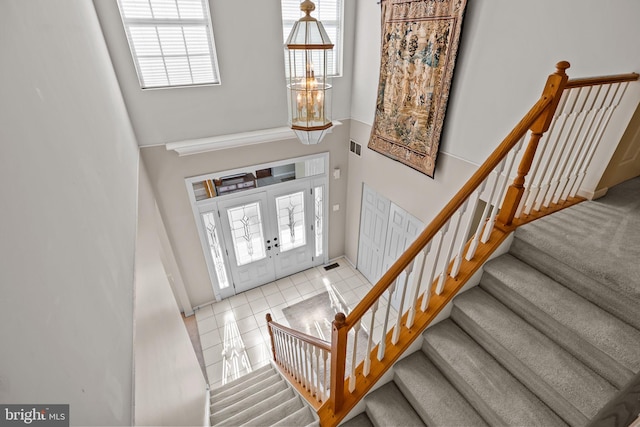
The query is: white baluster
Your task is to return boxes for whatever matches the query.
[430,221,451,297]
[322,349,329,401]
[572,82,627,197]
[349,321,361,392]
[437,202,467,294]
[466,160,505,260]
[407,246,430,328]
[537,88,583,210]
[482,137,524,243]
[314,346,321,401]
[552,86,595,204]
[363,301,379,377]
[516,92,568,218]
[377,282,397,361]
[452,182,485,277]
[422,224,449,310]
[392,261,414,344]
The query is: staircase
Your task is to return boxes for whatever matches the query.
[209,364,319,426]
[344,177,640,427]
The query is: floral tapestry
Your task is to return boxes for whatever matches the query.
[368,0,467,178]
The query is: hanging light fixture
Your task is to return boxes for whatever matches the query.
[285,0,333,145]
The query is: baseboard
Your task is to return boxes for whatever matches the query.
[578,187,608,200]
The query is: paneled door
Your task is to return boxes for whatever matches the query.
[217,192,277,294]
[357,184,391,285]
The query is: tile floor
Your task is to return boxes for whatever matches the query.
[194,257,382,389]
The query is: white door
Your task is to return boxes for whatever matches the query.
[383,203,423,310]
[357,184,391,284]
[217,192,277,294]
[268,181,315,278]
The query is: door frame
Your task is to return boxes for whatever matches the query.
[187,153,330,301]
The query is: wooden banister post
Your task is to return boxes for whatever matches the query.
[329,312,348,413]
[266,313,277,361]
[498,61,571,226]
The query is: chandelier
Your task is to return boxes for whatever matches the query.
[285,0,334,145]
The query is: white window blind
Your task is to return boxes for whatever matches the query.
[117,0,221,89]
[281,0,343,77]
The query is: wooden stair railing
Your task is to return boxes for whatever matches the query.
[264,62,638,427]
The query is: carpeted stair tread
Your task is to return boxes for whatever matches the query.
[515,177,640,299]
[482,253,640,388]
[510,236,640,331]
[423,319,567,427]
[365,381,425,426]
[394,351,488,427]
[210,372,284,412]
[240,394,305,426]
[210,378,289,423]
[452,287,617,425]
[211,364,276,400]
[271,405,317,427]
[212,386,295,427]
[340,413,374,427]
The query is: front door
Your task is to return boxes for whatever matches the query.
[217,192,277,294]
[269,181,315,278]
[212,181,319,295]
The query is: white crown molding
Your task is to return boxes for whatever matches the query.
[166,121,342,156]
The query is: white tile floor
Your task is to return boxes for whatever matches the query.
[194,257,380,388]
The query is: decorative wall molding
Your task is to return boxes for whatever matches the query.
[166,121,342,156]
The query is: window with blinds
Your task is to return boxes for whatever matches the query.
[117,0,221,89]
[281,0,344,77]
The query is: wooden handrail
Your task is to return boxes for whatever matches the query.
[343,94,554,329]
[565,72,639,89]
[266,315,332,352]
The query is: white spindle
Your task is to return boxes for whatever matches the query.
[322,349,329,401]
[363,301,379,376]
[436,201,467,294]
[392,261,414,344]
[535,88,584,210]
[430,218,451,298]
[516,92,569,218]
[572,82,627,196]
[482,138,524,243]
[542,88,588,207]
[552,86,597,204]
[377,282,397,361]
[313,345,320,400]
[407,246,429,328]
[466,159,505,260]
[452,183,485,277]
[349,321,361,392]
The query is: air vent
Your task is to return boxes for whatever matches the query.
[350,140,362,156]
[324,262,340,271]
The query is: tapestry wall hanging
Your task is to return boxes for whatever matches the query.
[368,0,467,178]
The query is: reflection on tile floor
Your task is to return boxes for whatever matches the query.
[194,257,381,388]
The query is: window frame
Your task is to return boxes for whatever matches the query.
[116,0,221,90]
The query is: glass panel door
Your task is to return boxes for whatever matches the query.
[268,181,315,278]
[217,192,277,294]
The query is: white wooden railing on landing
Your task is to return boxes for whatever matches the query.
[265,62,639,427]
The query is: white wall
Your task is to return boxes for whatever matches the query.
[134,162,208,426]
[346,0,640,263]
[140,125,350,307]
[0,1,138,424]
[93,0,356,147]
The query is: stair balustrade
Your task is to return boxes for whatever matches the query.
[264,62,638,427]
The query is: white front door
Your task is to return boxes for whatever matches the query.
[210,181,320,296]
[217,192,277,294]
[269,181,315,278]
